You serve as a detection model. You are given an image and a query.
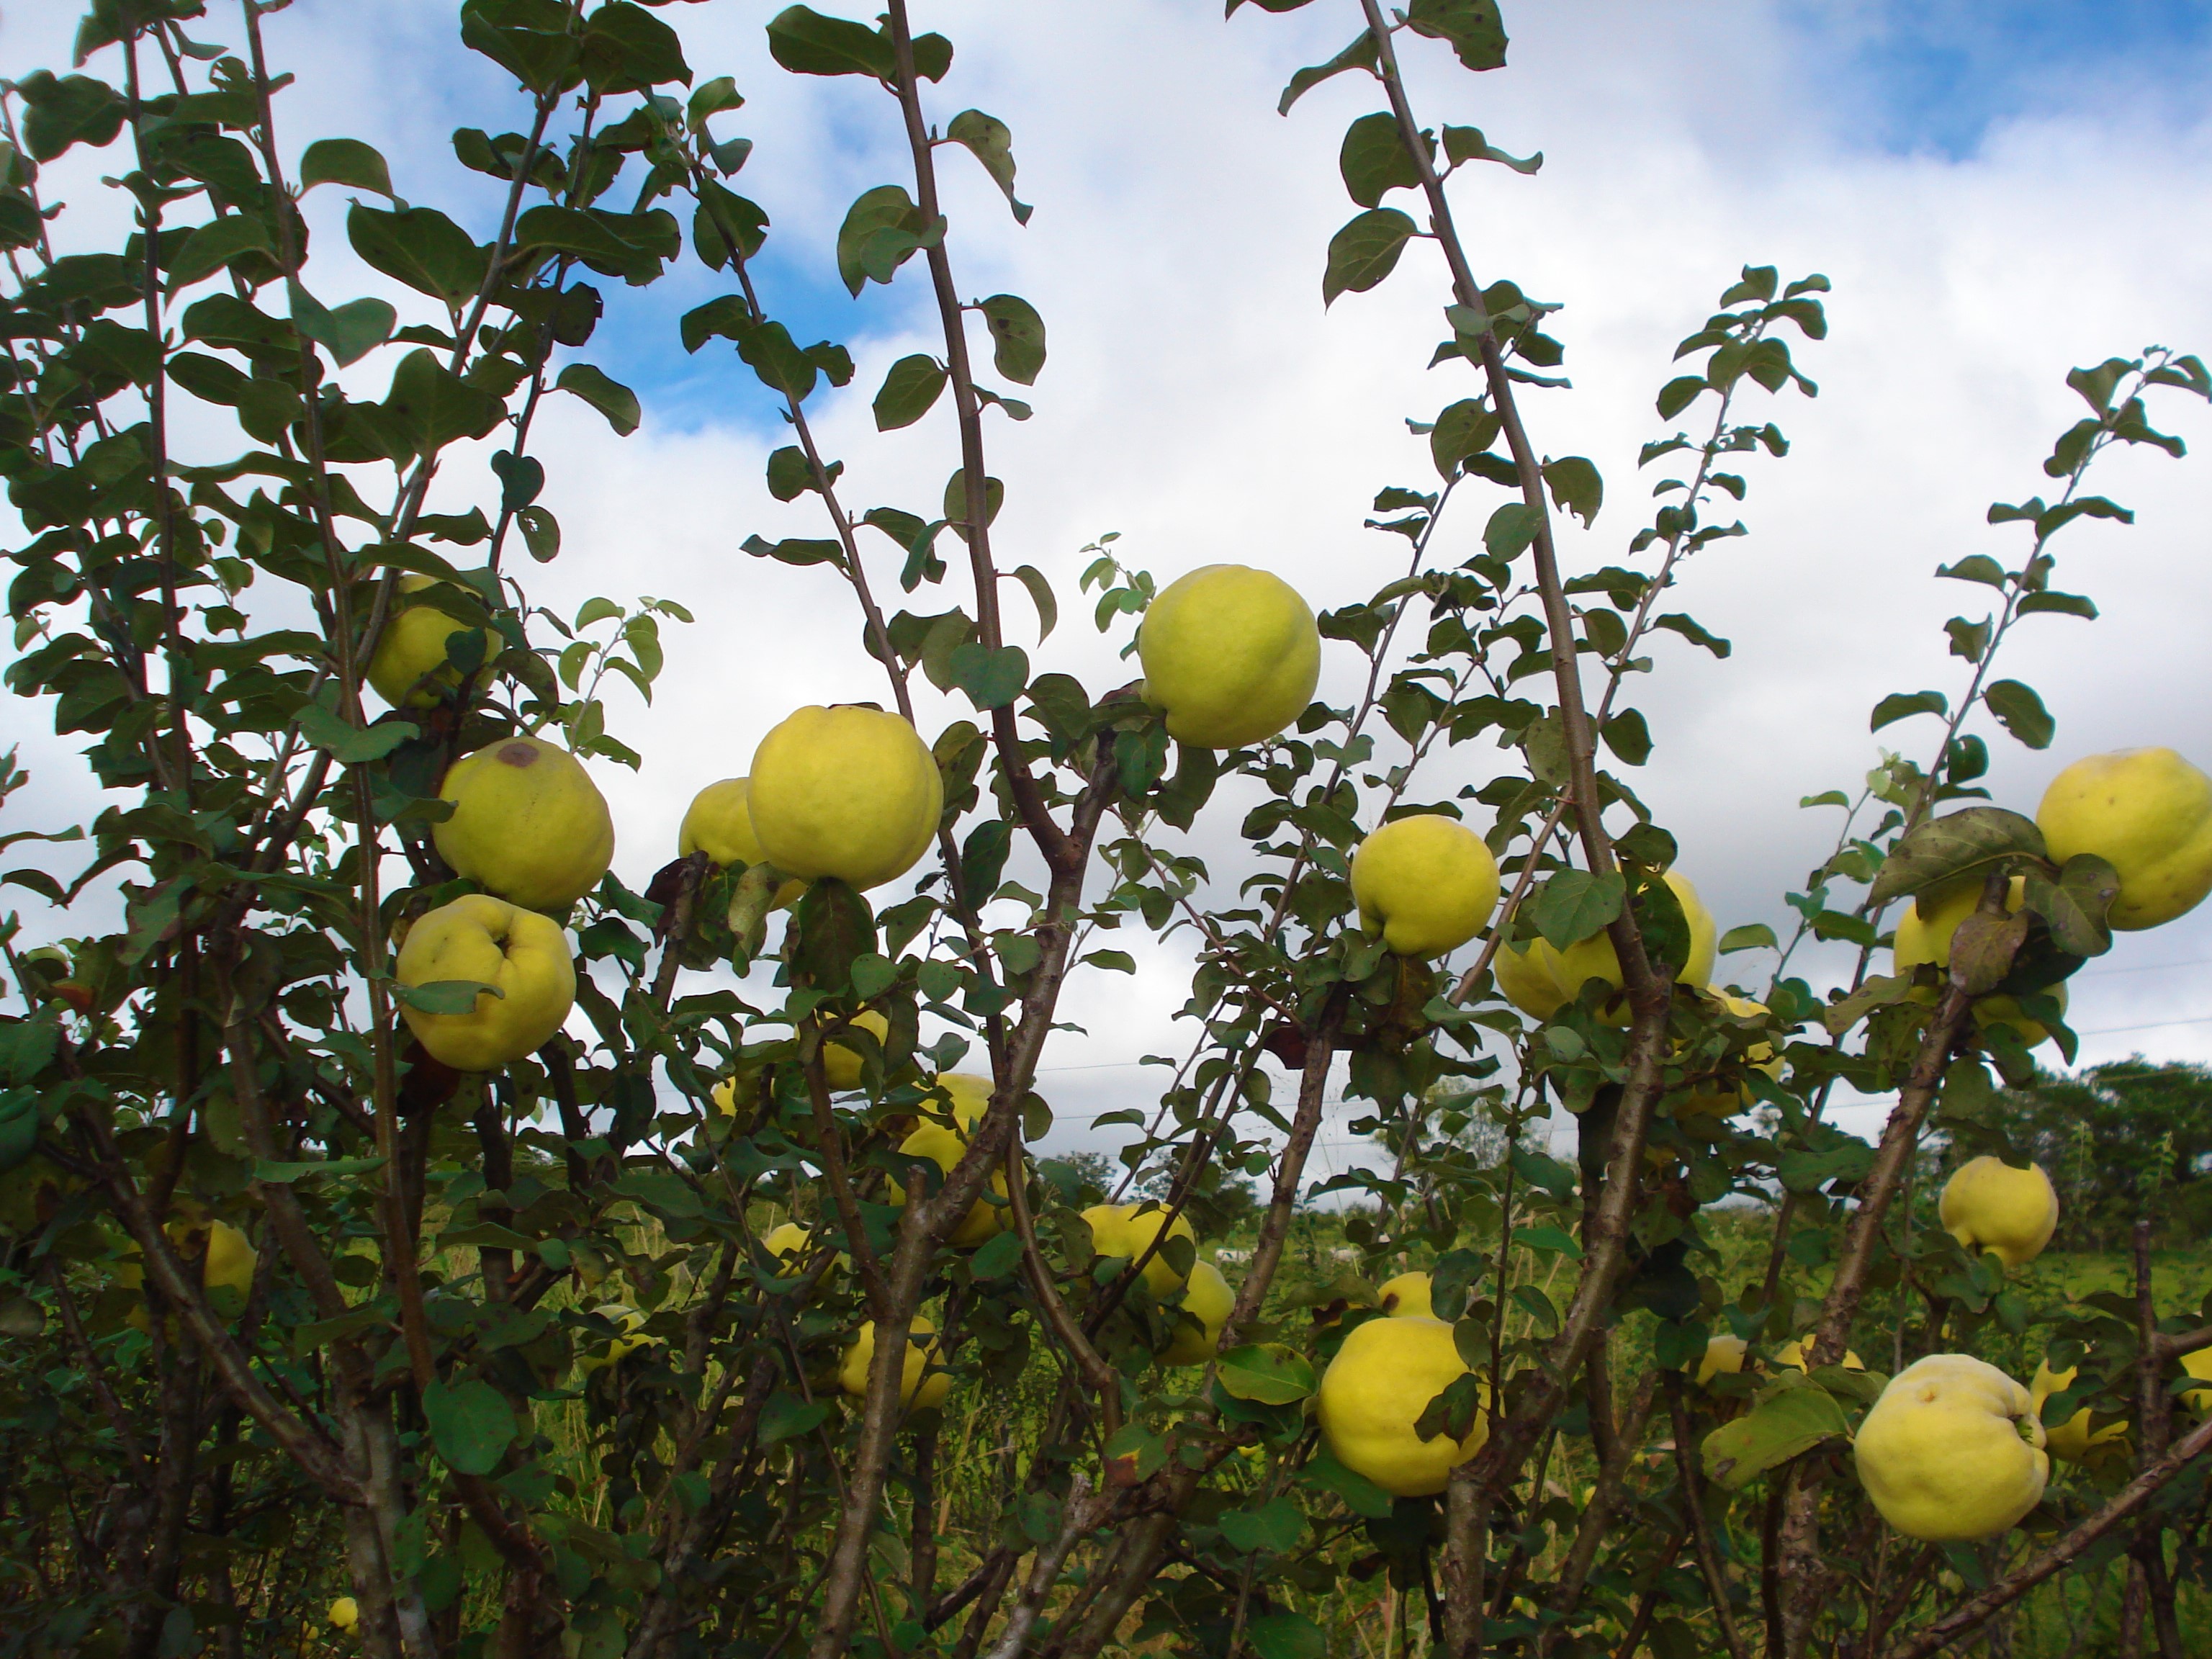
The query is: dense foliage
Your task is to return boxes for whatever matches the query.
[1979,1062,2212,1251]
[3,3,2212,1659]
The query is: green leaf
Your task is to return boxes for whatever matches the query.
[581,0,691,92]
[968,1228,1023,1280]
[253,1156,389,1184]
[513,204,678,284]
[793,878,876,992]
[1217,1344,1316,1405]
[1219,1497,1306,1556]
[1651,612,1730,657]
[946,110,1033,224]
[835,184,927,296]
[1719,922,1778,954]
[380,349,506,460]
[2023,853,2119,959]
[1777,1141,1874,1193]
[766,6,894,78]
[1601,709,1651,765]
[1655,375,1706,419]
[979,295,1046,385]
[18,71,126,162]
[1982,679,2054,750]
[1441,124,1541,174]
[348,203,489,306]
[873,354,947,431]
[1699,1382,1847,1491]
[734,318,819,402]
[1407,0,1509,71]
[555,362,641,435]
[517,505,561,563]
[743,535,842,568]
[2017,590,2098,620]
[1542,455,1602,526]
[299,138,395,198]
[1010,564,1057,641]
[1299,1449,1392,1519]
[392,979,503,1016]
[288,283,395,368]
[1515,1224,1583,1258]
[459,0,583,94]
[1937,554,2008,588]
[1104,1422,1166,1483]
[1429,397,1502,480]
[1339,112,1420,210]
[948,643,1028,711]
[423,1378,515,1476]
[167,215,275,291]
[1870,689,1947,732]
[1867,806,2046,908]
[1246,1614,1328,1659]
[1484,502,1542,560]
[1528,869,1624,951]
[1277,32,1379,117]
[296,703,417,765]
[1322,208,1417,306]
[757,1393,828,1444]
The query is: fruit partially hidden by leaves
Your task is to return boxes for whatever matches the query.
[820,1010,891,1090]
[1676,994,1782,1122]
[1939,1155,2059,1268]
[890,1120,1006,1246]
[434,736,614,912]
[1853,1354,2047,1542]
[1318,1315,1488,1498]
[1377,1271,1432,1318]
[577,1303,660,1375]
[2031,1360,2128,1462]
[367,573,485,709]
[1136,564,1321,749]
[1694,1333,1748,1388]
[202,1219,255,1316]
[2037,747,2212,930]
[1892,876,2064,1048]
[1493,871,1717,1022]
[1159,1259,1236,1365]
[329,1596,359,1631]
[680,777,807,907]
[925,1071,992,1128]
[840,1316,950,1409]
[395,894,576,1071]
[1351,814,1501,958]
[2182,1346,2212,1414]
[1776,1336,1863,1372]
[1083,1202,1197,1295]
[747,705,943,891]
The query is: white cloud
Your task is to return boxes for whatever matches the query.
[8,1,2212,1163]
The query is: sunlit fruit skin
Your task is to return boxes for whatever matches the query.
[1136,565,1321,749]
[2031,1360,2128,1462]
[1377,1271,1432,1318]
[840,1317,951,1409]
[202,1219,255,1315]
[747,705,943,891]
[1318,1315,1488,1498]
[2037,747,2212,930]
[1853,1354,2047,1543]
[1891,875,2064,1047]
[433,736,614,913]
[927,1072,992,1129]
[2181,1346,2212,1414]
[1351,815,1501,957]
[890,1121,1007,1246]
[1695,1334,1748,1388]
[1159,1259,1236,1365]
[328,1596,359,1630]
[679,777,806,907]
[1938,1155,2059,1268]
[367,574,482,709]
[1493,871,1717,1022]
[1083,1202,1197,1295]
[395,894,577,1071]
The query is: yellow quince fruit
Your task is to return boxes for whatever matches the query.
[890,1120,1006,1246]
[1377,1271,1433,1318]
[1351,814,1500,958]
[1776,1336,1864,1372]
[1136,564,1321,749]
[2037,747,2212,930]
[328,1596,359,1630]
[1159,1259,1236,1366]
[202,1219,255,1316]
[924,1071,992,1129]
[367,574,485,709]
[840,1316,951,1410]
[395,894,576,1071]
[2182,1346,2212,1414]
[1493,870,1717,1022]
[679,777,806,907]
[817,1010,891,1091]
[1083,1202,1196,1295]
[747,705,942,891]
[1853,1354,2047,1542]
[577,1303,660,1375]
[2031,1360,2128,1462]
[1318,1315,1489,1497]
[1892,876,2064,1048]
[433,736,614,913]
[1676,994,1782,1123]
[1938,1155,2059,1267]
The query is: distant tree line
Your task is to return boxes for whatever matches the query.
[1976,1058,2212,1249]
